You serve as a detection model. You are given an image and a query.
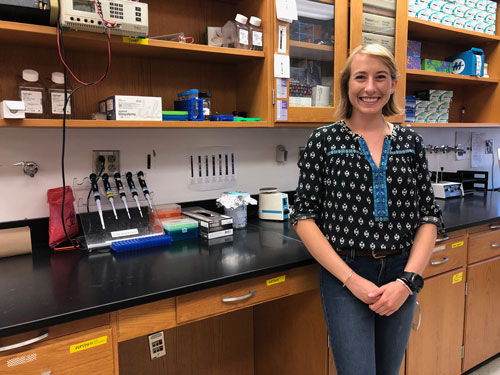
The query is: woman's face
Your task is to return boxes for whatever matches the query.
[348,53,397,118]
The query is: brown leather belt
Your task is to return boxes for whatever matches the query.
[337,249,403,259]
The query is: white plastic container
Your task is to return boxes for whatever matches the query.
[18,69,45,119]
[222,14,250,50]
[48,72,72,119]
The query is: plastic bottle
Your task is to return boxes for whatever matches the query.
[18,69,46,118]
[48,72,72,119]
[248,16,263,51]
[222,14,250,50]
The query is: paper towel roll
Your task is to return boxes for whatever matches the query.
[0,226,32,258]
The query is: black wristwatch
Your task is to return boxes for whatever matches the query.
[398,272,424,294]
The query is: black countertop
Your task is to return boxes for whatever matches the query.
[0,191,499,338]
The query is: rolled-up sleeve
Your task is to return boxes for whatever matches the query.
[290,129,326,226]
[414,134,445,234]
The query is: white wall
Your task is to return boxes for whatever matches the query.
[0,127,312,222]
[1,126,499,222]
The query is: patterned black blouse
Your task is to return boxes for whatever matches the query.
[291,120,444,253]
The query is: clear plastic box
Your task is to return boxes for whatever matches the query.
[162,216,199,241]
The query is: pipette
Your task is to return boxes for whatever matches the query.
[102,173,118,220]
[114,173,131,219]
[137,171,153,210]
[89,173,106,230]
[126,172,143,218]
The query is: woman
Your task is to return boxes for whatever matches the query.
[291,44,443,375]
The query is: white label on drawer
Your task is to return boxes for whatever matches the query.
[433,245,446,253]
[266,275,286,286]
[452,241,464,248]
[70,336,108,353]
[7,353,37,367]
[453,272,463,284]
[111,228,139,238]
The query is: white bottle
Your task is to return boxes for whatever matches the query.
[48,72,72,119]
[222,14,250,50]
[18,69,46,119]
[248,16,263,51]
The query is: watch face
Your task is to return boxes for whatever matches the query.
[410,273,424,289]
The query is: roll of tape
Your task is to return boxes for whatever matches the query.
[0,227,32,258]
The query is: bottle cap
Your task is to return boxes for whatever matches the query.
[51,72,65,84]
[22,69,39,82]
[235,14,248,24]
[249,16,262,27]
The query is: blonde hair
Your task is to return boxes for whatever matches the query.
[335,44,402,119]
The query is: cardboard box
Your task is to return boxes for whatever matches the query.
[362,12,395,36]
[105,95,162,121]
[182,207,233,240]
[0,101,25,119]
[289,83,312,97]
[407,40,421,58]
[407,55,421,70]
[421,59,452,73]
[361,32,395,54]
[312,85,330,107]
[445,48,484,76]
[289,97,312,107]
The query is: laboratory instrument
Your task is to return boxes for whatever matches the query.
[102,173,118,219]
[59,0,149,37]
[114,172,131,219]
[258,187,289,221]
[89,173,106,229]
[126,172,143,218]
[137,171,153,210]
[431,182,464,199]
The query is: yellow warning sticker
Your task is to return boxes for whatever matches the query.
[70,336,108,354]
[452,241,464,248]
[266,275,286,286]
[122,37,149,45]
[452,272,463,284]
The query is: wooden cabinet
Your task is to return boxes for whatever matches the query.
[423,234,467,278]
[463,224,500,372]
[0,0,272,129]
[0,326,114,375]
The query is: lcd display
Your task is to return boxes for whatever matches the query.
[73,0,95,12]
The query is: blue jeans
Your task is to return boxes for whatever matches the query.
[319,251,417,375]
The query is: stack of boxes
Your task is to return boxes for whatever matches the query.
[409,0,497,36]
[414,89,453,123]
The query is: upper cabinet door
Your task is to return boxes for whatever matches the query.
[273,0,348,125]
[350,0,407,124]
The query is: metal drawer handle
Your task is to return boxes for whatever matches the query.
[431,257,449,266]
[0,332,49,352]
[489,224,500,230]
[412,301,421,331]
[435,236,449,243]
[222,289,257,303]
[491,243,500,248]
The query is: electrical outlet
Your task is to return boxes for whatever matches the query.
[485,140,493,154]
[148,331,166,360]
[92,150,120,175]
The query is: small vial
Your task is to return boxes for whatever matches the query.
[18,69,46,118]
[199,92,212,120]
[248,16,263,51]
[48,72,72,119]
[222,14,250,50]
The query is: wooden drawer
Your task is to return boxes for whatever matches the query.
[467,221,500,235]
[0,327,114,374]
[115,298,176,342]
[0,314,109,353]
[468,227,500,264]
[423,235,467,278]
[176,271,291,323]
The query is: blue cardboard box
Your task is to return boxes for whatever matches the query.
[445,48,484,77]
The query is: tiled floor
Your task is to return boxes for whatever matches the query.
[466,355,500,375]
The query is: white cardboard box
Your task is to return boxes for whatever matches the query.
[106,95,162,121]
[289,97,312,107]
[312,86,330,107]
[0,101,25,119]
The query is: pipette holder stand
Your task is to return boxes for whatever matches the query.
[73,173,163,250]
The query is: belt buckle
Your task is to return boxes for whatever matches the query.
[371,249,386,259]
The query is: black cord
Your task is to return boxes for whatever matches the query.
[59,24,112,250]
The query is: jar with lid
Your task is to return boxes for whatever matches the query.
[18,69,46,118]
[248,16,263,51]
[199,92,212,120]
[222,14,250,50]
[48,72,72,119]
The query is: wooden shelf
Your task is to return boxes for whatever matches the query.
[406,70,498,84]
[0,119,270,128]
[289,41,333,61]
[408,18,500,45]
[0,21,265,63]
[404,123,500,128]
